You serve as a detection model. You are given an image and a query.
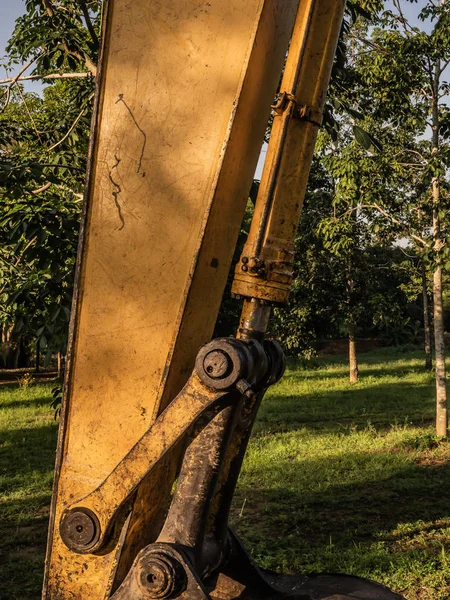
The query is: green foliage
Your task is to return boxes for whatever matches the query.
[6,0,101,75]
[0,0,98,363]
[0,84,88,361]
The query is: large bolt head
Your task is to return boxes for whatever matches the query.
[60,508,100,553]
[138,553,186,599]
[195,339,248,390]
[203,350,232,379]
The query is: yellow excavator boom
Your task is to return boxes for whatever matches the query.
[43,3,404,600]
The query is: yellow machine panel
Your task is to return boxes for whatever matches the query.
[43,1,299,597]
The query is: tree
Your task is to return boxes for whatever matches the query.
[0,83,88,366]
[269,157,418,364]
[0,0,100,366]
[351,1,450,435]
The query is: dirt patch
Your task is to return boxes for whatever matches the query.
[312,339,382,356]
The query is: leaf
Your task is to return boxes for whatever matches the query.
[353,125,373,150]
[51,306,61,322]
[352,126,383,152]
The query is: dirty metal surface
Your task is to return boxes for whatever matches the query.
[107,536,405,600]
[232,0,347,304]
[43,1,300,597]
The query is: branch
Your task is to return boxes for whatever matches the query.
[14,237,37,267]
[360,203,429,247]
[30,182,83,201]
[61,44,97,76]
[0,72,93,85]
[31,182,52,195]
[0,54,42,113]
[398,246,418,260]
[394,162,426,168]
[79,0,99,49]
[392,148,426,162]
[439,58,450,75]
[48,92,94,151]
[347,32,389,55]
[42,0,55,18]
[392,0,413,37]
[14,82,42,143]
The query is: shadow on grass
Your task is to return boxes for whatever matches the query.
[0,423,56,599]
[259,381,435,435]
[0,423,58,484]
[0,396,55,410]
[233,450,450,596]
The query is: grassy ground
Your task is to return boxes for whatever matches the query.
[0,382,57,599]
[1,350,450,599]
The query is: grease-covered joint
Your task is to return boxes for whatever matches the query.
[195,338,263,391]
[137,551,187,599]
[111,544,193,600]
[238,298,271,342]
[195,335,274,395]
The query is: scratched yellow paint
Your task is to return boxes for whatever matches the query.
[43,1,299,597]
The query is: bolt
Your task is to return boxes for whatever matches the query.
[138,554,186,599]
[241,265,248,272]
[60,509,100,552]
[241,256,249,264]
[203,350,232,379]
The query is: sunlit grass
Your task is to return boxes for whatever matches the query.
[231,350,450,600]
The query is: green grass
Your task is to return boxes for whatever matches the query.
[1,352,450,599]
[0,383,57,599]
[231,351,450,599]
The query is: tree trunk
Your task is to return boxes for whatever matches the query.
[35,341,41,373]
[349,322,358,384]
[12,340,20,369]
[58,353,66,381]
[431,56,447,437]
[433,216,447,437]
[433,263,447,436]
[421,261,432,371]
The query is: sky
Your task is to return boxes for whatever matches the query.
[0,1,43,92]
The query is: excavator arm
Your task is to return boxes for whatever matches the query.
[42,2,404,600]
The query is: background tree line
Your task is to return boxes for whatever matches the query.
[1,0,450,434]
